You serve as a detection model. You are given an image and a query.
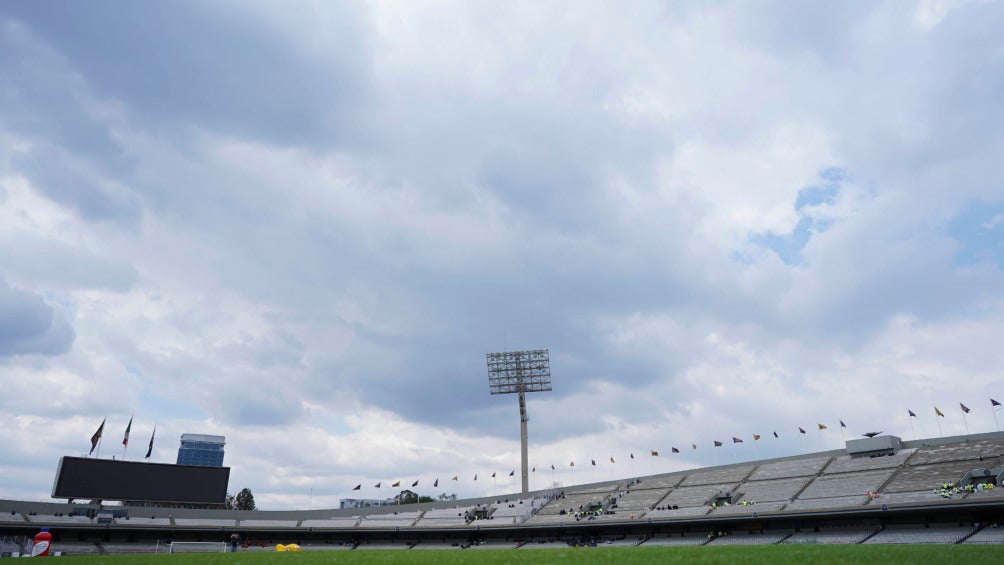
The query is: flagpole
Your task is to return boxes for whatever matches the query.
[961,411,969,436]
[935,409,943,437]
[994,406,1001,432]
[908,416,917,440]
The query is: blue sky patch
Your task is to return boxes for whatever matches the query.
[948,201,1004,267]
[750,167,845,265]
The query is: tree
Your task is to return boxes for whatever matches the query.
[234,487,257,511]
[437,493,457,502]
[393,490,419,504]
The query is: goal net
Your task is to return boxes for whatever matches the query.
[167,541,227,554]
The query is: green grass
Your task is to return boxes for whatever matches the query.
[58,545,1002,565]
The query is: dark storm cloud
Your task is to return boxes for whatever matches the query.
[0,280,74,357]
[0,1,371,147]
[12,145,141,224]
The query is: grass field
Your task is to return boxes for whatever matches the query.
[58,545,1002,564]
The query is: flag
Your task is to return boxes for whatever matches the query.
[569,461,575,467]
[412,480,419,487]
[651,450,659,456]
[798,427,806,434]
[840,420,846,428]
[509,470,515,476]
[773,431,779,438]
[89,418,105,454]
[532,467,535,473]
[960,403,971,414]
[550,465,555,470]
[818,423,827,430]
[353,484,361,491]
[451,476,457,481]
[714,440,723,447]
[935,406,945,417]
[908,409,917,417]
[671,447,680,453]
[122,415,133,446]
[391,481,400,487]
[992,398,1001,408]
[474,474,478,481]
[434,478,439,487]
[753,434,761,441]
[591,460,596,466]
[732,437,743,443]
[145,425,156,459]
[491,472,496,478]
[691,444,697,450]
[375,482,381,488]
[610,457,615,464]
[630,453,634,459]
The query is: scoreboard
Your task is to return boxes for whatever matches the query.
[52,457,230,504]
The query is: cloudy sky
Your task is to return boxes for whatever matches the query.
[2,0,1003,509]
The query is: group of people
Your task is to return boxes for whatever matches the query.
[933,481,996,499]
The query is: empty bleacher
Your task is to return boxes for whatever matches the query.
[864,525,975,544]
[707,531,791,545]
[965,526,1004,544]
[736,477,811,503]
[679,465,755,487]
[747,457,831,481]
[783,529,876,544]
[357,511,421,528]
[908,439,1004,465]
[26,514,93,525]
[172,518,236,527]
[239,519,299,528]
[824,451,914,474]
[300,517,361,528]
[114,517,172,526]
[796,468,895,500]
[641,533,708,546]
[784,495,869,511]
[709,501,786,515]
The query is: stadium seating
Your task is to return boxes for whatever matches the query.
[747,457,831,480]
[965,526,1004,544]
[908,439,1004,465]
[641,533,708,546]
[300,517,361,528]
[172,518,236,527]
[864,525,975,544]
[3,432,1003,552]
[783,530,877,544]
[659,483,739,508]
[679,465,755,487]
[707,530,792,545]
[796,468,895,500]
[824,451,914,474]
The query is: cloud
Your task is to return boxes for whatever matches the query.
[0,279,74,357]
[1,0,1004,507]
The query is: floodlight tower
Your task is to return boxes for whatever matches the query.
[487,349,552,494]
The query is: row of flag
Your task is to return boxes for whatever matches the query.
[346,398,1002,491]
[912,399,1001,418]
[88,415,156,459]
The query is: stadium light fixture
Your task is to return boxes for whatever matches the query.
[487,349,552,494]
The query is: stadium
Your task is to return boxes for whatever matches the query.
[2,430,1002,557]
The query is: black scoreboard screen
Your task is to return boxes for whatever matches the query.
[52,457,230,504]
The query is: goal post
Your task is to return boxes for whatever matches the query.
[167,541,227,554]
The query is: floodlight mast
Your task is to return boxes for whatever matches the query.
[487,349,552,494]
